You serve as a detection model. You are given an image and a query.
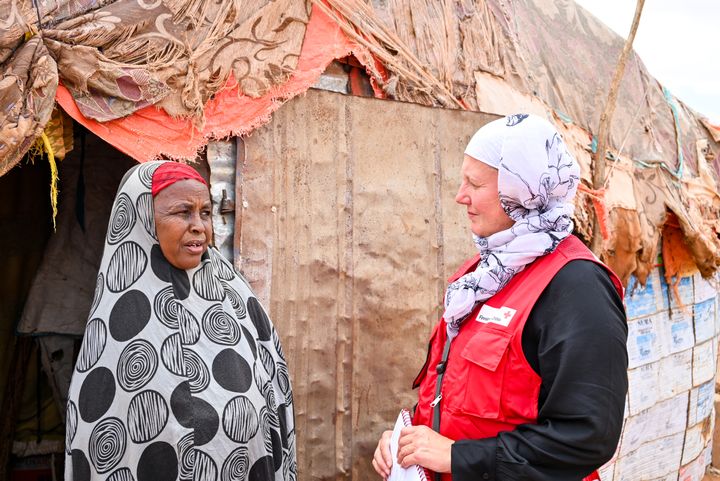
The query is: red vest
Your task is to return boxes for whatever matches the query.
[412,236,622,481]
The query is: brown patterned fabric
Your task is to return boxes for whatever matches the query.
[42,0,310,120]
[0,0,309,172]
[0,37,58,176]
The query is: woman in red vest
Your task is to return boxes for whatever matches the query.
[372,114,627,481]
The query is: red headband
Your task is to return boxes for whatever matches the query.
[151,162,207,197]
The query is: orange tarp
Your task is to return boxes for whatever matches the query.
[55,5,379,162]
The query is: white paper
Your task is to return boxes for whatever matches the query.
[388,411,424,481]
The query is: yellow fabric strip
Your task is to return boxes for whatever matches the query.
[40,132,58,230]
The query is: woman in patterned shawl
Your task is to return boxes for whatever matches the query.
[65,161,296,481]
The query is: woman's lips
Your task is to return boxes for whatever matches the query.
[184,242,205,255]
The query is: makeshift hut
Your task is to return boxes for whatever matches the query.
[1,1,720,481]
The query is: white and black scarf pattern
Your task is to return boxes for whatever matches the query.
[444,114,580,338]
[65,162,296,481]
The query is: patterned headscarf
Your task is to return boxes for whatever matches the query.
[443,114,580,339]
[65,161,296,481]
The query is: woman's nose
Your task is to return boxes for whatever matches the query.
[455,186,469,205]
[189,212,205,232]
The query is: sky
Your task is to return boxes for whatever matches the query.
[573,0,720,123]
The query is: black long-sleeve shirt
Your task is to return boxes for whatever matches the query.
[450,259,628,481]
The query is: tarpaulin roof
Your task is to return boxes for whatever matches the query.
[2,0,719,279]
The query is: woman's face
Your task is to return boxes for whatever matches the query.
[153,179,213,270]
[455,155,514,237]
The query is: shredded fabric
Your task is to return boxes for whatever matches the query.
[444,114,580,338]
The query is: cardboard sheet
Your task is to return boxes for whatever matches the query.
[620,393,688,457]
[693,299,716,344]
[657,350,693,401]
[614,432,684,481]
[625,270,669,320]
[627,363,660,416]
[627,314,665,369]
[691,340,717,387]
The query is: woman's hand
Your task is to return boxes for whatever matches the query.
[372,430,394,479]
[397,425,454,474]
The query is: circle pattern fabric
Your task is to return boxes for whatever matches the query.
[66,162,296,481]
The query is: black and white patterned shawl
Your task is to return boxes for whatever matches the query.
[444,114,580,338]
[65,161,296,481]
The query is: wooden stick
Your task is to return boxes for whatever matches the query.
[591,0,645,253]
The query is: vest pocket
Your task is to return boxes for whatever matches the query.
[457,328,512,418]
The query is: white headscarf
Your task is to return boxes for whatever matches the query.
[444,114,580,338]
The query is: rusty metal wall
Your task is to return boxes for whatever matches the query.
[236,89,496,481]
